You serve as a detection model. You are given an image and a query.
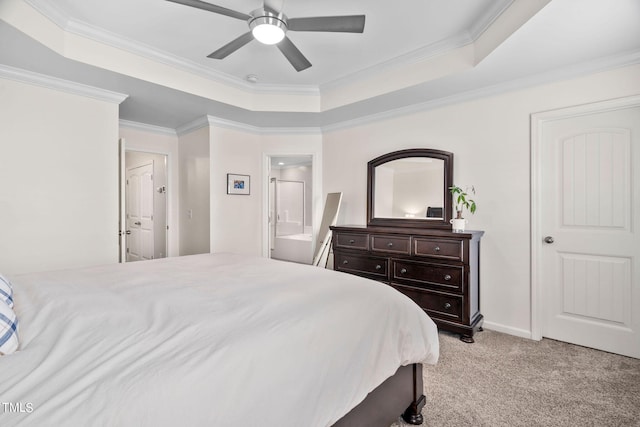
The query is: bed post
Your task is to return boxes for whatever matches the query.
[401,363,425,425]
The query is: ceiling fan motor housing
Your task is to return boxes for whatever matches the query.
[249,9,288,45]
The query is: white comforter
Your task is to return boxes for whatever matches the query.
[1,253,438,427]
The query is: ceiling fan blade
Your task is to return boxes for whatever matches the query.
[166,0,251,21]
[207,32,254,59]
[263,0,285,15]
[276,37,312,72]
[287,15,365,33]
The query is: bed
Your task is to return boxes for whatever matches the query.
[0,253,439,426]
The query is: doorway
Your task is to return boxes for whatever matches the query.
[532,96,640,358]
[268,155,313,264]
[124,150,168,262]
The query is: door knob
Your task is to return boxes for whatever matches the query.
[544,236,554,244]
[125,230,131,235]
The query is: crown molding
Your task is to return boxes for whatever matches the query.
[319,32,473,94]
[468,0,514,41]
[205,116,322,135]
[0,64,128,103]
[175,116,213,136]
[322,50,640,133]
[319,0,513,93]
[176,115,321,136]
[23,0,68,29]
[119,120,177,136]
[241,123,322,136]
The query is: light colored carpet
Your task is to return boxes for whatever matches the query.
[391,329,640,427]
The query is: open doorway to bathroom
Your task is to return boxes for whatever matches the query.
[269,156,313,264]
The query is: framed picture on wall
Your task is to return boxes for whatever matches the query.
[227,173,250,195]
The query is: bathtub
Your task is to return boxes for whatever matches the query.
[271,232,313,264]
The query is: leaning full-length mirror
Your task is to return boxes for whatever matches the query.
[313,192,342,267]
[367,149,453,229]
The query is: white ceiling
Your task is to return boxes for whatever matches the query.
[28,0,510,86]
[1,0,639,130]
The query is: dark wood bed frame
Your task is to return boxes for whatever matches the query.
[333,363,425,426]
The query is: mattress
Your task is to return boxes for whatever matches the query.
[0,253,438,426]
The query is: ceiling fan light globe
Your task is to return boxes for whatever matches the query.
[252,24,285,44]
[250,16,286,45]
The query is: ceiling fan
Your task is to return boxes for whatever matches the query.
[166,0,366,72]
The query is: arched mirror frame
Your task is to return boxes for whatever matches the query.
[367,148,454,229]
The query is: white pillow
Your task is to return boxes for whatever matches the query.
[0,274,13,308]
[0,301,19,355]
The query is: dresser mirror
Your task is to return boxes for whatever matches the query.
[367,149,453,228]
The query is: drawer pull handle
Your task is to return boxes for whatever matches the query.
[444,302,452,309]
[400,268,407,274]
[434,246,441,252]
[387,242,394,247]
[349,239,355,244]
[444,274,452,281]
[343,260,349,265]
[375,264,382,270]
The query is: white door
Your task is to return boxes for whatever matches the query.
[537,103,640,358]
[126,163,154,262]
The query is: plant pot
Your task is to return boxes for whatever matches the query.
[450,218,468,233]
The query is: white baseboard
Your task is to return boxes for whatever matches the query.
[482,321,536,340]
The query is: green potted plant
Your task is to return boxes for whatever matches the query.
[449,185,476,232]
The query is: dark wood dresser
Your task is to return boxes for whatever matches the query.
[331,225,484,342]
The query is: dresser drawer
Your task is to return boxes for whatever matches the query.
[393,285,463,322]
[335,233,369,250]
[413,238,463,261]
[392,260,463,292]
[334,252,388,279]
[371,234,411,255]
